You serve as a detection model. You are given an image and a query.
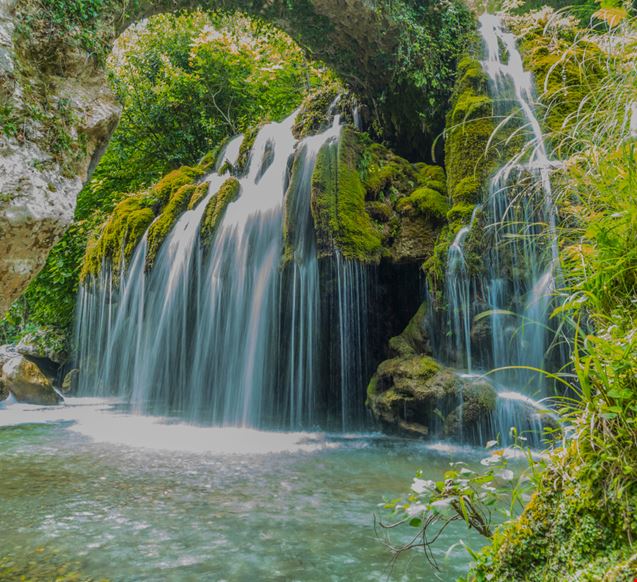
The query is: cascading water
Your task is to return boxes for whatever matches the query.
[75,110,372,430]
[437,13,564,442]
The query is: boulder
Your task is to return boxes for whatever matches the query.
[366,354,497,439]
[0,344,18,368]
[1,355,63,405]
[16,330,67,364]
[387,302,431,357]
[61,368,79,394]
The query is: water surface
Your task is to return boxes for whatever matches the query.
[0,399,483,581]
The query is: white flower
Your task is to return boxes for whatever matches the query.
[431,498,453,510]
[497,469,514,481]
[411,478,436,494]
[406,503,427,517]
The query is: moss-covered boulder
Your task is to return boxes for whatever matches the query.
[366,353,497,439]
[311,126,447,264]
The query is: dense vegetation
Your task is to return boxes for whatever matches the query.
[383,2,637,579]
[0,11,333,350]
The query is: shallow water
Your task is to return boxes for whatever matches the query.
[0,399,484,581]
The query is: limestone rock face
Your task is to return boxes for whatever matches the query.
[1,354,63,405]
[0,0,120,315]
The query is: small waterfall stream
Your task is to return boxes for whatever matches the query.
[438,13,564,441]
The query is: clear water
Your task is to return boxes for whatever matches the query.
[0,399,483,581]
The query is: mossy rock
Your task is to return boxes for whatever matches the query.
[80,160,213,280]
[396,187,449,222]
[311,126,447,264]
[292,83,342,139]
[200,177,241,247]
[387,302,430,357]
[235,125,261,175]
[424,51,498,286]
[146,182,206,269]
[311,128,383,262]
[443,380,497,438]
[80,196,155,280]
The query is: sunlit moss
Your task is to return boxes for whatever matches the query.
[80,196,154,281]
[145,183,207,268]
[200,177,241,246]
[81,162,211,280]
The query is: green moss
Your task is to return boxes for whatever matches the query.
[292,83,341,139]
[150,165,205,206]
[424,53,498,283]
[311,128,382,262]
[81,163,209,280]
[200,177,241,247]
[445,54,496,204]
[145,183,203,268]
[467,457,635,582]
[80,196,154,281]
[311,126,448,263]
[236,125,260,175]
[446,201,476,223]
[187,182,210,210]
[414,163,446,184]
[397,187,449,222]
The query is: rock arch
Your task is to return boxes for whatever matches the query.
[0,0,472,313]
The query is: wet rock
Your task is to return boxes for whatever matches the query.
[387,302,430,357]
[1,355,63,405]
[366,354,497,439]
[0,377,7,401]
[443,380,497,439]
[61,368,79,394]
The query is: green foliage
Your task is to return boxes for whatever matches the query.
[106,11,330,189]
[466,8,637,581]
[15,0,120,71]
[379,436,544,567]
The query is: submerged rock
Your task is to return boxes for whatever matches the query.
[1,355,62,405]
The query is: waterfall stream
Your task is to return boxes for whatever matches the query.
[75,111,372,430]
[438,13,564,441]
[74,13,563,442]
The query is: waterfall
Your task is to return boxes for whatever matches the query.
[75,110,371,430]
[438,13,564,442]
